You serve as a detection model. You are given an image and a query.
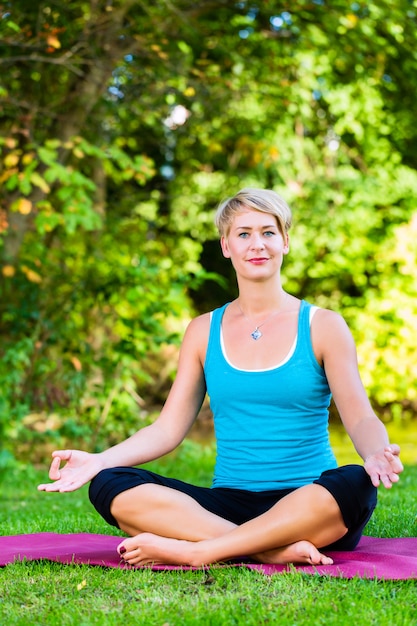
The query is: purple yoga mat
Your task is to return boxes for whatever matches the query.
[1,533,416,580]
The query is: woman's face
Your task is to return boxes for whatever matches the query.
[220,207,289,281]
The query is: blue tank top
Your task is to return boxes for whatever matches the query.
[204,300,337,490]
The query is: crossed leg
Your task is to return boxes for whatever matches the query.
[111,482,348,567]
[111,482,236,541]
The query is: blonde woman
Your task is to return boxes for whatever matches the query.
[39,188,403,567]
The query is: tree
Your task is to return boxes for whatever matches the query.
[0,0,416,462]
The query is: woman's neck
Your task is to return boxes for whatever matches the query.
[235,285,288,317]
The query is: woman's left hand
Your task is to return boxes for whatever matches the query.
[364,444,403,488]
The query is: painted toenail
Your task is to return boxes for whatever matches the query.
[119,546,126,554]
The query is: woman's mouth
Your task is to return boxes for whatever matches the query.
[248,257,269,265]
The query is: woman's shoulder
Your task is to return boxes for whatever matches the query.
[182,309,218,366]
[186,303,229,333]
[186,303,230,348]
[307,305,353,365]
[182,310,212,349]
[309,304,347,327]
[310,305,354,350]
[183,311,209,338]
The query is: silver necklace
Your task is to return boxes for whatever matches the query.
[237,296,288,341]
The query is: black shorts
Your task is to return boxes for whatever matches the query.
[89,464,377,551]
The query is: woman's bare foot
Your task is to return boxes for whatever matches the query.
[117,534,333,568]
[254,539,333,566]
[117,533,200,567]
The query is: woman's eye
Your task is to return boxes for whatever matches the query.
[238,232,249,238]
[264,231,275,237]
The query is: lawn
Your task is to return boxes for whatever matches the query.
[1,441,416,626]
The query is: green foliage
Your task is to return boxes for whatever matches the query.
[0,220,195,454]
[0,0,416,460]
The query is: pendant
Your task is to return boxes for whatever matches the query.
[251,328,263,341]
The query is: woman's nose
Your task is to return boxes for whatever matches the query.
[250,233,265,249]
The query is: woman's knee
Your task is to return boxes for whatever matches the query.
[88,467,156,527]
[110,483,178,522]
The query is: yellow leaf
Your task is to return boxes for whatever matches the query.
[22,266,42,283]
[30,171,51,193]
[71,356,83,372]
[16,198,33,215]
[4,153,19,168]
[22,152,35,165]
[346,13,359,27]
[47,35,61,49]
[4,138,17,149]
[184,87,196,97]
[0,168,17,184]
[2,265,15,277]
[77,579,87,591]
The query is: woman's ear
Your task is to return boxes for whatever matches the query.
[283,234,290,255]
[220,236,231,258]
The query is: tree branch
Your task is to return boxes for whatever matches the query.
[0,55,84,76]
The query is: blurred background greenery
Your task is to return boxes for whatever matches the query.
[0,0,416,467]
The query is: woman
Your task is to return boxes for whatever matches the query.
[38,188,403,567]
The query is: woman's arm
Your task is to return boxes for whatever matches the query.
[38,314,210,492]
[312,309,403,488]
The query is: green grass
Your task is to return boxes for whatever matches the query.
[1,443,417,626]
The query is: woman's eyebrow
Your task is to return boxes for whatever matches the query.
[235,224,277,230]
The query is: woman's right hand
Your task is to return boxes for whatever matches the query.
[37,449,105,492]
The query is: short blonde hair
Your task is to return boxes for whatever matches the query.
[215,188,292,237]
